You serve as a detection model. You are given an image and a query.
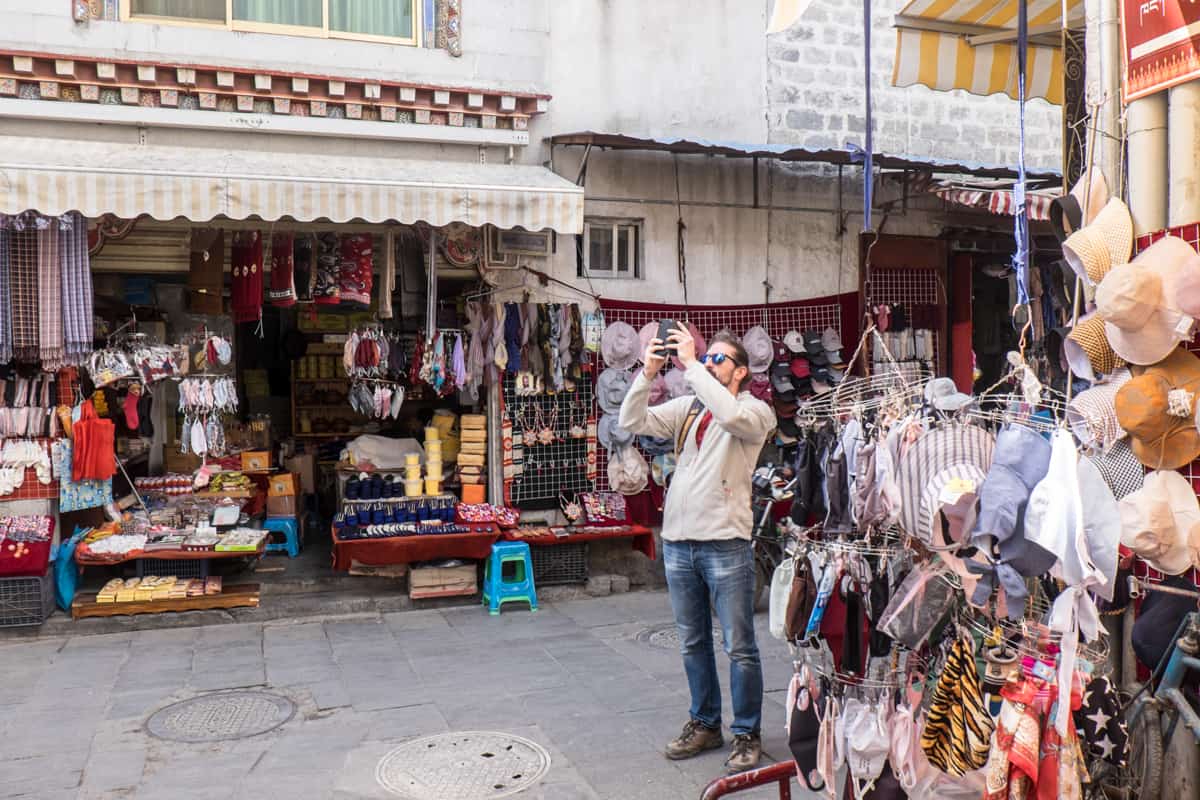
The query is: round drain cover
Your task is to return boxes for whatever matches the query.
[637,622,723,650]
[146,691,295,743]
[376,731,551,799]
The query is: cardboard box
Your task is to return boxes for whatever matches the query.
[460,414,487,430]
[285,454,316,494]
[409,563,477,599]
[266,494,297,517]
[242,451,270,472]
[461,484,486,504]
[458,453,485,467]
[459,441,487,455]
[268,473,297,497]
[460,428,487,443]
[165,451,202,474]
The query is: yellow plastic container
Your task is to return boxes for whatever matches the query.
[424,478,441,495]
[404,478,423,497]
[405,466,422,482]
[405,453,420,467]
[424,426,440,442]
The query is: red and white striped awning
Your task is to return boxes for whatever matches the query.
[934,186,1054,220]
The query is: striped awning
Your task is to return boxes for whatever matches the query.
[0,136,584,233]
[892,0,1084,105]
[933,185,1055,220]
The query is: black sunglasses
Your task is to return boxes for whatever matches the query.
[699,353,743,367]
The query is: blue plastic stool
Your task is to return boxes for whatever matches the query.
[482,541,537,615]
[263,517,301,558]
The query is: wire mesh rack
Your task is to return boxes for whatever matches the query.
[863,266,942,376]
[592,300,844,490]
[501,372,595,509]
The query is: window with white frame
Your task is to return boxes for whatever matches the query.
[581,218,642,279]
[125,0,419,45]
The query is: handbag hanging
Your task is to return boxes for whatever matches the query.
[72,399,116,482]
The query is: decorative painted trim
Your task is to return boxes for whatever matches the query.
[438,0,462,58]
[0,49,544,134]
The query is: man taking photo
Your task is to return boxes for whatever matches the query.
[618,324,775,774]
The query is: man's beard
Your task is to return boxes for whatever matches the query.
[709,368,734,389]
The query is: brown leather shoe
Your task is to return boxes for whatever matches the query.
[724,733,762,774]
[664,719,724,760]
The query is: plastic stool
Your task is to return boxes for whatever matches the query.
[482,541,537,615]
[263,517,301,558]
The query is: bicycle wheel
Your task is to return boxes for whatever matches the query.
[1119,696,1163,800]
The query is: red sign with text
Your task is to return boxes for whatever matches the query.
[1123,1,1200,100]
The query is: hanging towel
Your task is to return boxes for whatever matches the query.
[10,227,39,363]
[0,227,13,365]
[58,213,93,365]
[230,231,264,324]
[379,230,395,319]
[37,222,64,371]
[452,333,466,389]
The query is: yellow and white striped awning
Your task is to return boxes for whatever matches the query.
[0,136,584,233]
[892,0,1085,105]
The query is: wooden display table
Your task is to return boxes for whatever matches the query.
[503,524,656,560]
[75,540,267,579]
[331,523,502,571]
[71,583,260,619]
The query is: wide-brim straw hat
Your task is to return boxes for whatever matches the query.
[1097,236,1198,365]
[1062,197,1133,287]
[1118,470,1200,575]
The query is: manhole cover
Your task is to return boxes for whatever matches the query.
[375,731,551,799]
[637,622,724,650]
[145,691,295,743]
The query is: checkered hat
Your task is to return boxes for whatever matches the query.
[1087,438,1145,501]
[1065,314,1125,381]
[1063,197,1133,287]
[1067,368,1132,451]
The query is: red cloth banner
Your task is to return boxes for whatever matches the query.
[1122,1,1200,101]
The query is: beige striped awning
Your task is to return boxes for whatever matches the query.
[0,136,584,233]
[892,0,1085,105]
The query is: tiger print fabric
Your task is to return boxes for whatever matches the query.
[920,638,995,776]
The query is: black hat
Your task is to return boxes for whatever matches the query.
[802,330,824,356]
[777,416,801,438]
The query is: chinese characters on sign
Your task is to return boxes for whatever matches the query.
[1122,0,1200,101]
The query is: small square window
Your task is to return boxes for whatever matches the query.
[581,218,642,279]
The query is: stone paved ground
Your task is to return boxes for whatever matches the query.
[0,591,814,800]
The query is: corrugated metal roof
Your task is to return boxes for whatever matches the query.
[550,132,1060,180]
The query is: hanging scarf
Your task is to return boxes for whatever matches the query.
[0,228,12,365]
[230,231,264,324]
[10,227,39,363]
[465,301,485,391]
[379,230,395,319]
[37,223,64,370]
[58,213,93,365]
[452,333,466,390]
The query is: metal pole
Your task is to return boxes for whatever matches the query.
[862,0,874,233]
[1128,95,1169,235]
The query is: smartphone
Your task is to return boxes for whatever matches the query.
[655,319,678,358]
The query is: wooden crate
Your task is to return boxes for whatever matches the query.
[409,563,476,600]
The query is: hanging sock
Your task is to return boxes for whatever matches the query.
[123,384,140,432]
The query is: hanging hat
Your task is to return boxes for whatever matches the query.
[783,330,805,354]
[771,363,795,394]
[1096,236,1199,365]
[790,356,811,379]
[924,377,973,412]
[601,321,639,369]
[897,424,995,549]
[1118,470,1200,575]
[1114,347,1200,469]
[742,326,773,374]
[664,368,689,399]
[1062,197,1133,287]
[1050,166,1110,243]
[821,327,844,364]
[968,425,1056,613]
[1087,439,1145,500]
[647,374,670,406]
[282,328,309,360]
[638,434,674,456]
[671,321,706,370]
[1064,313,1124,382]
[774,396,799,417]
[748,373,773,403]
[651,453,676,486]
[607,445,648,495]
[596,368,633,415]
[598,413,634,452]
[1066,368,1132,452]
[773,341,791,363]
[637,322,659,363]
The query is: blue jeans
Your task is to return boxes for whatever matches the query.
[663,538,763,736]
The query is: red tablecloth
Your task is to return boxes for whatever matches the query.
[331,523,502,571]
[503,524,656,560]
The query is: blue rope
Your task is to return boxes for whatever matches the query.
[863,0,874,232]
[1012,0,1030,306]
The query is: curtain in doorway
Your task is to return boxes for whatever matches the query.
[131,0,224,20]
[330,0,413,38]
[233,0,322,27]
